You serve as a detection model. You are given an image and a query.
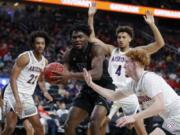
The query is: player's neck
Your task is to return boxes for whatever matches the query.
[120,46,129,52]
[32,51,42,61]
[134,68,145,82]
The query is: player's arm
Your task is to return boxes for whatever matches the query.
[83,68,130,101]
[136,11,165,55]
[51,46,108,83]
[0,91,3,107]
[88,2,114,56]
[10,53,29,114]
[133,93,165,121]
[38,59,53,102]
[67,45,107,80]
[116,93,165,128]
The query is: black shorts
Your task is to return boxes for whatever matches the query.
[73,92,112,115]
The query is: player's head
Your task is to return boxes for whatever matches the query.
[29,31,50,54]
[116,26,134,49]
[69,23,91,49]
[124,48,150,77]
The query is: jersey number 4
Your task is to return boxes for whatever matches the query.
[27,74,38,84]
[115,65,122,76]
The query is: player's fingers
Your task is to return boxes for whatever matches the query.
[116,117,125,126]
[83,68,89,77]
[51,71,62,75]
[50,75,63,79]
[51,79,63,84]
[120,121,128,127]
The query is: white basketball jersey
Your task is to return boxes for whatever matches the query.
[108,48,139,113]
[5,51,46,95]
[108,48,132,88]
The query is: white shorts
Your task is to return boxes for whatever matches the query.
[108,94,139,119]
[3,92,37,119]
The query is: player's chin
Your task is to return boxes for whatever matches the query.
[74,44,83,49]
[38,50,44,54]
[125,73,129,77]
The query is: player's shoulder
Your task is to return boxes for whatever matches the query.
[91,44,105,53]
[143,71,162,82]
[17,51,29,60]
[16,51,30,66]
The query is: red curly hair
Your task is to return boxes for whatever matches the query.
[125,48,150,67]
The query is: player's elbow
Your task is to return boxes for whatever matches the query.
[159,40,165,47]
[159,103,165,112]
[156,39,165,48]
[156,102,165,114]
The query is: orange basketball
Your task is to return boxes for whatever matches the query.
[43,62,64,84]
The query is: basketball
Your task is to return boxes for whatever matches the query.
[43,62,64,84]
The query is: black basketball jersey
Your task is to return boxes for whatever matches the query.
[68,43,115,95]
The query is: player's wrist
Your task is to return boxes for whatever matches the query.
[148,23,156,27]
[89,81,94,87]
[43,91,49,95]
[132,114,139,121]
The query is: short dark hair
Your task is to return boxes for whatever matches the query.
[69,23,92,37]
[116,26,134,39]
[29,31,50,49]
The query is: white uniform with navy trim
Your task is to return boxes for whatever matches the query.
[4,51,46,118]
[108,48,139,119]
[122,71,180,134]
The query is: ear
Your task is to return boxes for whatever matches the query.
[128,37,132,42]
[133,61,138,68]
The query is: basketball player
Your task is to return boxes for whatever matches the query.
[2,31,53,135]
[88,3,164,135]
[52,24,115,135]
[83,48,180,135]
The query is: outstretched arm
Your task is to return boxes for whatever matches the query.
[116,93,165,127]
[88,2,96,38]
[88,2,114,56]
[137,10,165,55]
[83,68,128,101]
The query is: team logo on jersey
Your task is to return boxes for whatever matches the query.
[111,56,125,62]
[138,95,152,104]
[28,66,42,73]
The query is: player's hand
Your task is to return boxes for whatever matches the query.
[144,10,155,25]
[83,68,92,86]
[43,92,53,102]
[116,115,135,127]
[88,2,97,16]
[15,100,23,116]
[51,69,70,84]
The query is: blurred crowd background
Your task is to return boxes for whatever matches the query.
[0,0,179,135]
